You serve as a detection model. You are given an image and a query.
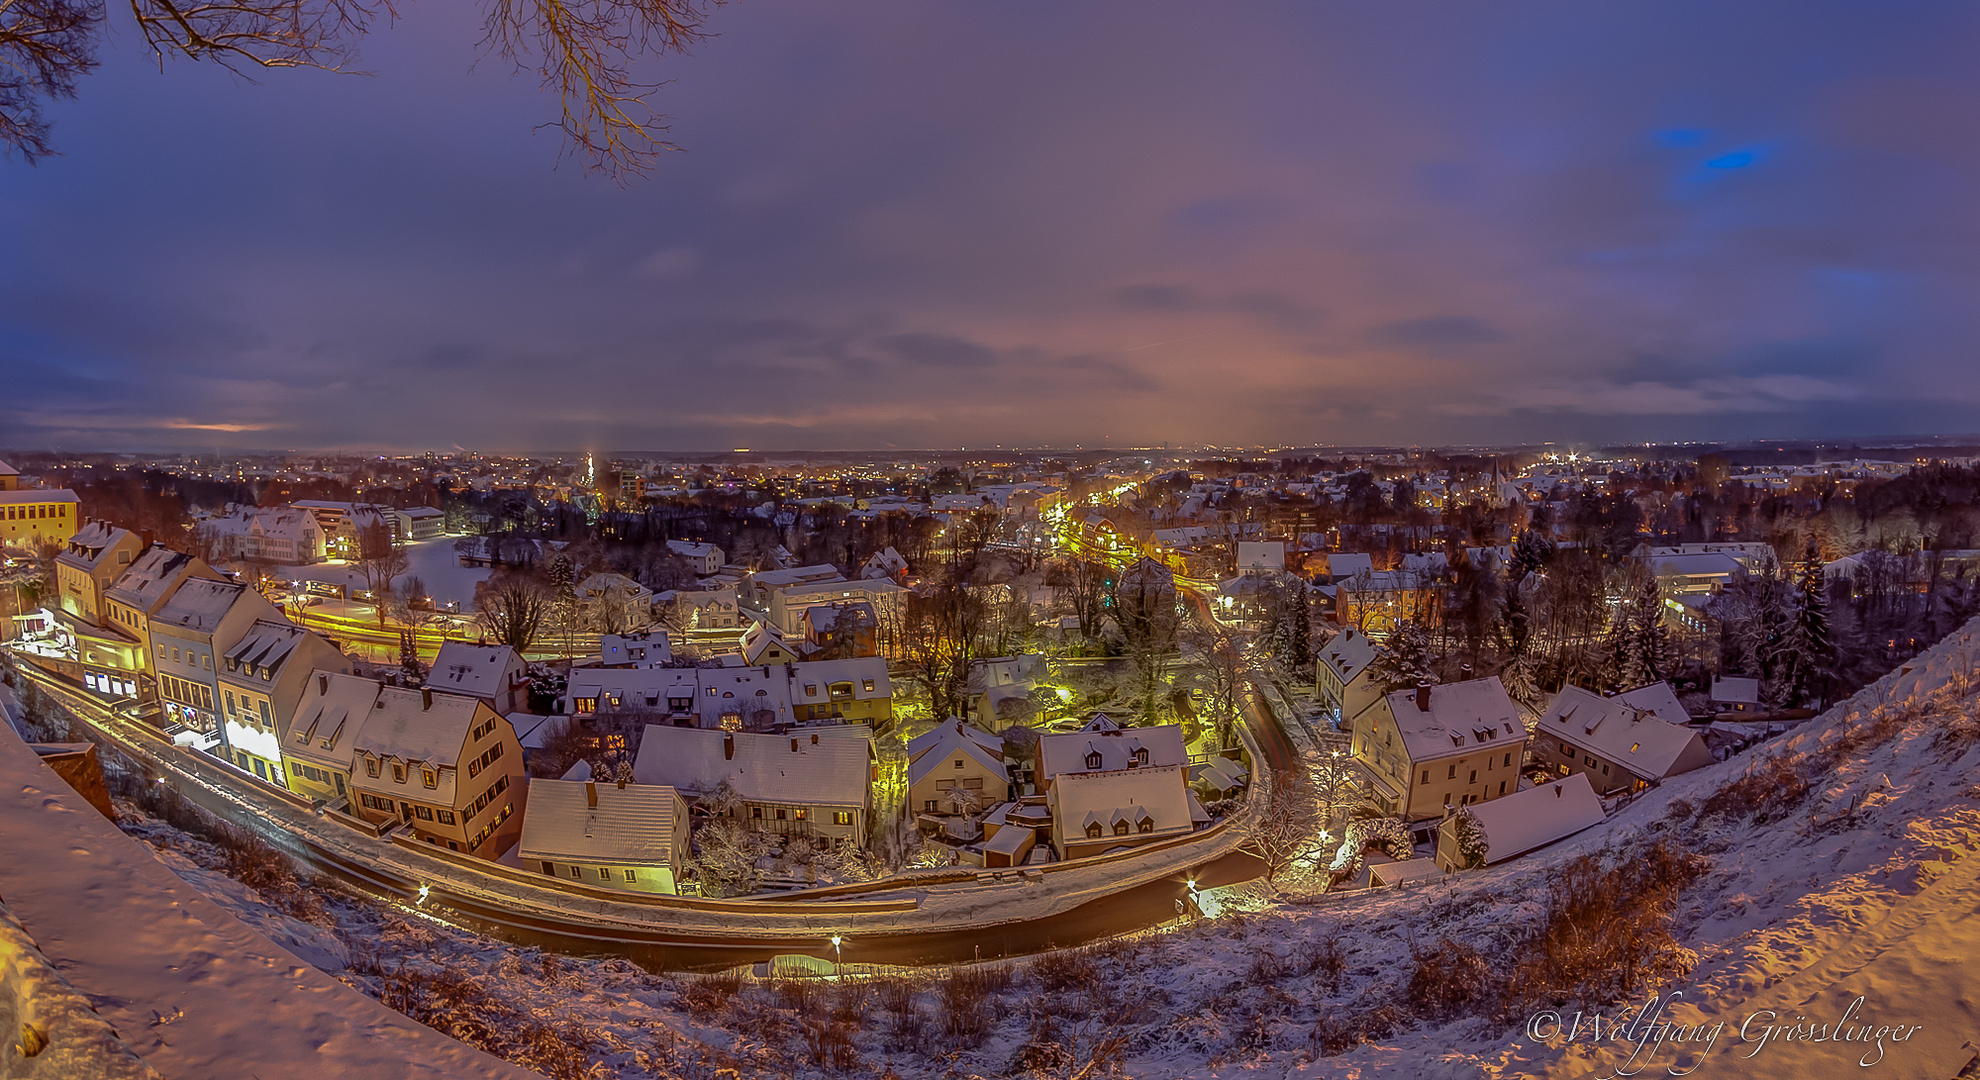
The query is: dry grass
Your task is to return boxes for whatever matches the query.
[379,963,601,1080]
[1699,754,1812,825]
[677,970,744,1022]
[1406,937,1494,1021]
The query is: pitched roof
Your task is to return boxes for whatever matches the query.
[152,578,249,634]
[749,564,845,589]
[1317,627,1378,685]
[1614,680,1690,724]
[351,686,484,766]
[1536,685,1712,781]
[429,642,522,699]
[104,546,201,612]
[631,726,870,807]
[1037,724,1188,781]
[221,620,309,675]
[518,779,686,866]
[599,630,672,665]
[286,672,384,771]
[908,724,1007,786]
[906,720,1005,763]
[59,521,132,570]
[1050,765,1194,840]
[1380,677,1524,763]
[0,489,76,505]
[1453,772,1605,864]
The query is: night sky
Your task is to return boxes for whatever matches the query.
[4,1,1978,453]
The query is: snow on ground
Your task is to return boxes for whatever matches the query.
[50,619,1980,1078]
[279,536,493,607]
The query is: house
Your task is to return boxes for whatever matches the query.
[786,657,893,726]
[859,546,909,582]
[1035,724,1189,790]
[1709,675,1763,714]
[1315,627,1383,731]
[800,601,878,658]
[1435,773,1605,871]
[769,579,907,646]
[743,564,847,609]
[519,778,691,894]
[1530,685,1715,795]
[631,726,872,847]
[53,523,150,697]
[1235,541,1286,576]
[400,506,447,541]
[148,579,283,739]
[965,654,1048,729]
[428,641,530,716]
[1313,552,1374,583]
[291,500,403,549]
[216,620,352,785]
[908,721,1010,816]
[1047,765,1206,861]
[281,671,384,804]
[565,667,700,723]
[574,573,654,632]
[665,540,724,576]
[349,685,529,858]
[103,545,221,677]
[1330,568,1442,635]
[667,587,739,630]
[739,620,802,665]
[0,481,79,552]
[1353,677,1528,821]
[1643,551,1744,595]
[599,630,673,668]
[979,802,1040,867]
[245,507,328,565]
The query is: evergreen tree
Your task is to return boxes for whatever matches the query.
[1285,581,1312,669]
[1622,575,1674,687]
[1368,620,1438,691]
[1775,548,1835,708]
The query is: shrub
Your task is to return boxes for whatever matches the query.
[937,966,1001,1046]
[677,971,744,1022]
[1406,937,1494,1021]
[1699,754,1811,825]
[1297,932,1347,995]
[1030,948,1098,993]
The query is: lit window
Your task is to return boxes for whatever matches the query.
[422,768,437,788]
[624,869,636,882]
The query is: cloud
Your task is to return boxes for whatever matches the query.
[636,245,701,280]
[874,332,1000,369]
[1373,316,1509,347]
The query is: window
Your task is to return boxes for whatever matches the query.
[1499,781,1507,796]
[1112,820,1130,836]
[1086,751,1103,770]
[1447,764,1457,780]
[1469,770,1477,784]
[422,768,437,788]
[569,865,582,878]
[437,810,455,825]
[415,805,434,821]
[1629,743,1640,753]
[1086,822,1103,839]
[468,759,481,779]
[863,680,875,693]
[776,808,787,820]
[795,808,808,821]
[1420,769,1429,785]
[366,758,380,778]
[804,684,817,696]
[924,800,938,812]
[954,758,965,769]
[202,654,210,670]
[259,700,271,723]
[1505,752,1513,767]
[1133,748,1150,766]
[1138,818,1154,834]
[541,861,556,876]
[599,867,612,880]
[393,763,406,783]
[1602,764,1609,775]
[834,811,852,826]
[752,806,764,818]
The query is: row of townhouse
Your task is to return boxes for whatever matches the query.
[563,654,894,731]
[1345,671,1716,824]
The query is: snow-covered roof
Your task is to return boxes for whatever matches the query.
[0,488,76,505]
[666,539,719,559]
[428,642,522,700]
[740,620,796,664]
[517,779,686,867]
[1037,724,1188,782]
[1380,677,1524,763]
[150,577,250,634]
[1321,552,1374,579]
[1050,765,1194,840]
[632,726,871,807]
[221,620,308,676]
[749,564,845,589]
[352,686,485,766]
[1711,675,1763,705]
[105,546,202,612]
[908,724,1007,786]
[1317,627,1378,686]
[1644,552,1744,579]
[1235,541,1285,572]
[788,656,890,705]
[1537,685,1712,781]
[1614,680,1690,724]
[1453,772,1605,864]
[286,672,384,771]
[58,521,132,570]
[907,720,1005,763]
[599,630,672,666]
[566,668,698,708]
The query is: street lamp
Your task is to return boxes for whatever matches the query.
[830,934,844,976]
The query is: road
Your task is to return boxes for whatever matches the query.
[13,660,1264,972]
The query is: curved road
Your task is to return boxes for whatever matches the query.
[15,661,1264,972]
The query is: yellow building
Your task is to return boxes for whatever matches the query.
[0,465,79,551]
[1353,678,1529,822]
[52,523,149,697]
[216,620,353,785]
[102,546,222,680]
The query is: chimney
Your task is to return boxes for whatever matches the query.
[1555,784,1563,798]
[318,673,329,695]
[585,780,597,807]
[616,769,626,790]
[421,687,432,710]
[1459,664,1473,680]
[1415,681,1433,712]
[724,733,735,760]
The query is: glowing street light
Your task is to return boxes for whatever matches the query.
[830,934,844,976]
[416,883,431,905]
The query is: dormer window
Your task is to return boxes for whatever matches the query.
[366,758,380,778]
[1132,747,1150,766]
[1138,817,1155,834]
[392,762,406,783]
[422,767,438,788]
[1086,822,1103,839]
[1112,820,1130,837]
[1085,751,1103,770]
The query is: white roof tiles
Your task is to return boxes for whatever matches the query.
[429,642,521,699]
[631,726,870,807]
[1457,772,1605,864]
[1381,677,1524,763]
[518,779,685,866]
[1538,685,1711,781]
[907,724,1007,787]
[352,686,482,766]
[1036,724,1188,782]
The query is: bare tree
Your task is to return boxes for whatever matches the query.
[3,0,715,176]
[474,570,548,652]
[1250,769,1322,885]
[351,517,408,624]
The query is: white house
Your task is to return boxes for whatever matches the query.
[428,641,530,717]
[1531,684,1714,795]
[1436,772,1604,871]
[666,540,724,576]
[631,726,872,847]
[1035,724,1189,790]
[519,777,691,894]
